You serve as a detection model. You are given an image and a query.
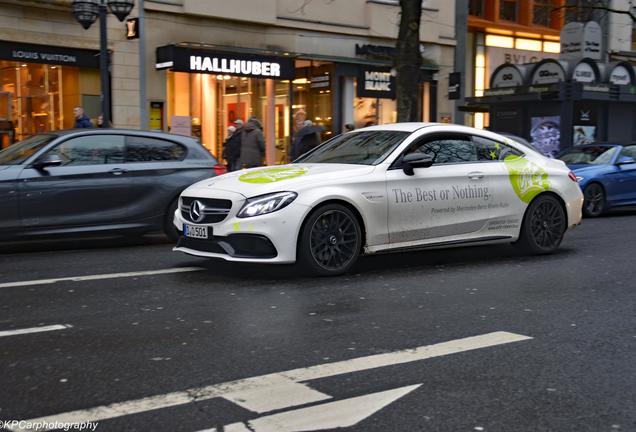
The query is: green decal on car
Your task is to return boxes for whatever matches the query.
[504,155,550,203]
[239,167,308,184]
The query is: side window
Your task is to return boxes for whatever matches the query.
[48,135,125,166]
[619,145,636,159]
[407,135,477,164]
[473,136,522,161]
[125,136,187,162]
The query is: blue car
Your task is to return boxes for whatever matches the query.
[557,144,636,217]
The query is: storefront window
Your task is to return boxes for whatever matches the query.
[293,61,334,143]
[353,76,397,128]
[0,60,91,144]
[167,71,290,163]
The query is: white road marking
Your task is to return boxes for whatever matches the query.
[0,324,72,338]
[0,267,204,289]
[9,331,531,432]
[205,385,422,432]
[221,375,331,414]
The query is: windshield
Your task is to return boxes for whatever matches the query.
[296,131,409,165]
[0,134,56,165]
[557,146,619,165]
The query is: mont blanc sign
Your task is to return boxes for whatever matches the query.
[357,66,396,99]
[155,45,295,80]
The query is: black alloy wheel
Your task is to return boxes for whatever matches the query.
[516,195,566,254]
[298,204,362,276]
[583,183,605,217]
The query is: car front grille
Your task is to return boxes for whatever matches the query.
[181,197,233,224]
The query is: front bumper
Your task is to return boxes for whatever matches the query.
[173,200,307,263]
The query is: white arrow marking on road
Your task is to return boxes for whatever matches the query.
[0,324,72,338]
[0,267,204,289]
[8,332,532,432]
[202,385,422,432]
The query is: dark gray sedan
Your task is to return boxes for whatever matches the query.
[0,129,224,241]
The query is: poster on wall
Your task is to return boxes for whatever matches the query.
[227,102,247,126]
[573,126,596,146]
[170,116,192,136]
[530,116,561,157]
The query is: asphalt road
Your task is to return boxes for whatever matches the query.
[0,213,635,432]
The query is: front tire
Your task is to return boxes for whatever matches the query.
[516,194,566,254]
[297,204,362,276]
[583,183,605,217]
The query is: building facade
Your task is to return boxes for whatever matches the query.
[0,0,457,165]
[0,0,142,146]
[144,0,456,163]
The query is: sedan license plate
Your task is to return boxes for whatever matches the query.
[184,224,209,239]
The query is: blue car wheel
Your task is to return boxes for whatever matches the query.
[583,183,605,217]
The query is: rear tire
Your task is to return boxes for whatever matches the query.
[583,183,605,217]
[297,203,362,276]
[516,194,566,254]
[164,198,180,242]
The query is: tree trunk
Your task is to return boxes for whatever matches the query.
[396,0,423,122]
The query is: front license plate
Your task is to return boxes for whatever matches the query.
[184,224,210,239]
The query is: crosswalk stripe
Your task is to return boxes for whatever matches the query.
[0,324,72,338]
[0,267,204,289]
[8,331,532,432]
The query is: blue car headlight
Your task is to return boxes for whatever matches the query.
[576,176,584,182]
[237,192,298,218]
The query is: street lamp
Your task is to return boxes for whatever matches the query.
[72,0,135,128]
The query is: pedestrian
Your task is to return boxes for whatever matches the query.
[222,125,242,171]
[237,116,265,169]
[73,106,93,128]
[292,120,323,160]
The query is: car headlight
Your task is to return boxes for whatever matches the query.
[237,192,298,218]
[576,176,584,182]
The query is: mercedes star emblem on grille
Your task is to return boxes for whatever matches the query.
[190,200,205,223]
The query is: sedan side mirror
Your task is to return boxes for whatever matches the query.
[616,156,636,166]
[33,154,64,170]
[402,153,434,176]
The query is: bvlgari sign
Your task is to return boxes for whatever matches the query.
[356,67,396,99]
[155,45,295,80]
[0,40,100,68]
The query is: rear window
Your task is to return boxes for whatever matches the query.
[125,136,187,162]
[557,146,619,165]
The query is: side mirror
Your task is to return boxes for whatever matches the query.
[616,156,636,166]
[402,153,434,176]
[33,154,64,170]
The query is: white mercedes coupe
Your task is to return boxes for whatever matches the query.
[174,123,583,275]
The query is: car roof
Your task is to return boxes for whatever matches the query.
[355,122,439,133]
[42,129,196,141]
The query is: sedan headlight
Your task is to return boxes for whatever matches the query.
[576,176,584,182]
[237,192,298,218]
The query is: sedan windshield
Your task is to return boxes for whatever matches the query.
[296,131,409,165]
[557,146,619,165]
[0,134,56,165]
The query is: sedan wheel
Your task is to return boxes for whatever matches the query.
[583,183,605,217]
[298,204,361,276]
[516,195,566,254]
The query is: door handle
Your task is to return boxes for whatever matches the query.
[467,171,484,180]
[109,168,127,176]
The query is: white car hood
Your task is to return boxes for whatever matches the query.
[193,164,376,198]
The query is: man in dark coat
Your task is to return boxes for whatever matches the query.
[222,125,242,171]
[292,120,322,160]
[73,106,93,128]
[237,117,265,169]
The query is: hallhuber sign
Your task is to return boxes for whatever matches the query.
[155,45,295,80]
